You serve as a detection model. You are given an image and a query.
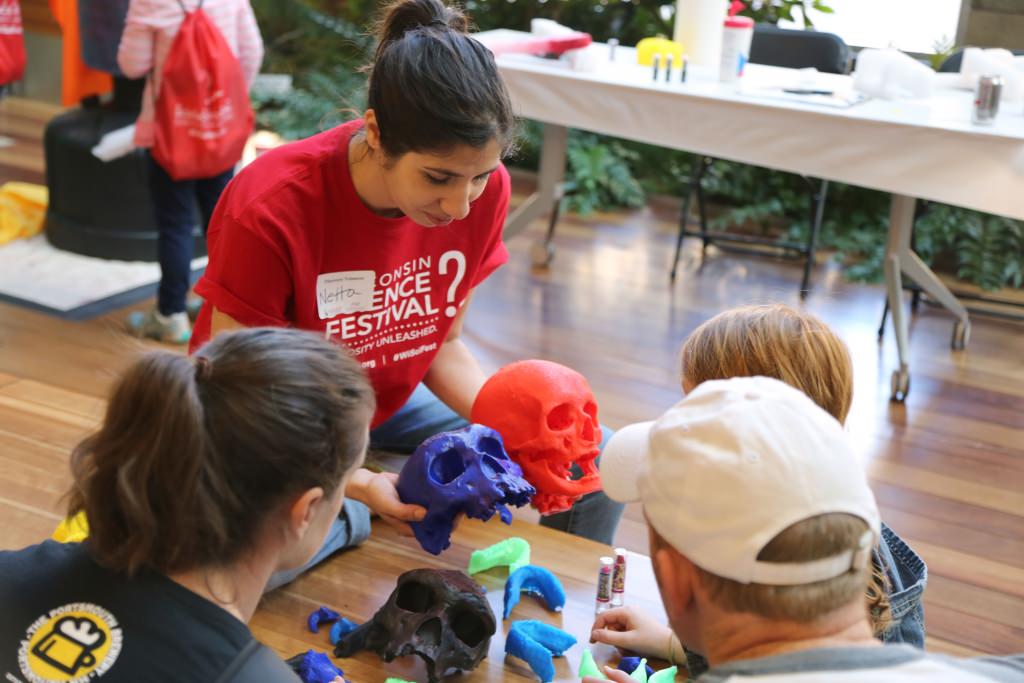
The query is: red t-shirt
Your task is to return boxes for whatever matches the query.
[191,120,510,427]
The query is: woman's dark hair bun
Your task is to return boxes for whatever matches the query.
[377,0,468,51]
[368,0,515,157]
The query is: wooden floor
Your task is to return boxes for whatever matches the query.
[1,97,1022,659]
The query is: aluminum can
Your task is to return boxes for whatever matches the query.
[972,74,1003,125]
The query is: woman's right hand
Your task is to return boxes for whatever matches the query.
[360,471,427,536]
[346,468,427,536]
[589,606,675,660]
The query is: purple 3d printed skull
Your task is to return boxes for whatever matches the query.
[333,569,496,683]
[396,424,535,555]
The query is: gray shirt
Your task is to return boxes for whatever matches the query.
[699,644,1024,683]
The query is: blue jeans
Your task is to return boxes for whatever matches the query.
[267,384,625,590]
[265,497,373,591]
[146,152,233,316]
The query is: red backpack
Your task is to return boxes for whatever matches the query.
[0,0,26,86]
[152,0,254,181]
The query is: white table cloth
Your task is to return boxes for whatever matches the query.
[480,30,1024,400]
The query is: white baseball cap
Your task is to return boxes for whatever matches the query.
[600,376,880,586]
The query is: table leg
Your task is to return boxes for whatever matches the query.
[884,194,971,402]
[502,124,569,265]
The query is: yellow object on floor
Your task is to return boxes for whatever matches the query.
[52,511,90,543]
[0,182,48,245]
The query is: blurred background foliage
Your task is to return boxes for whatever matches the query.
[249,0,1023,291]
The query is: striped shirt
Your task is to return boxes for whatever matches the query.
[117,0,264,148]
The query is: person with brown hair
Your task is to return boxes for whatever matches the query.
[0,328,373,682]
[589,377,1023,683]
[679,304,854,422]
[591,305,927,672]
[188,0,624,583]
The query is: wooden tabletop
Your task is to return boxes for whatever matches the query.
[250,516,671,683]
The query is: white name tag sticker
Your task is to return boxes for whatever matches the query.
[316,270,376,319]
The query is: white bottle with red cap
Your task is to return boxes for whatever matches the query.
[719,2,754,83]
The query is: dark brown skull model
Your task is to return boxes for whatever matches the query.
[333,569,496,683]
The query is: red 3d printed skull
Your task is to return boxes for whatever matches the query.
[471,360,602,514]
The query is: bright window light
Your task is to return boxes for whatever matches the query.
[777,0,963,54]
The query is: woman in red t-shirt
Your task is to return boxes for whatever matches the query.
[191,0,624,586]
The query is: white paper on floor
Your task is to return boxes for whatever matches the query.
[0,235,205,313]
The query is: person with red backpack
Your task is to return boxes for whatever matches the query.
[118,0,263,344]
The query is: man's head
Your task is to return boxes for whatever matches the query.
[600,377,880,654]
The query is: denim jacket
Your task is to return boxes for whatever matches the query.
[875,522,928,647]
[683,522,928,679]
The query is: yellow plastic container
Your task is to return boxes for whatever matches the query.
[636,37,684,66]
[0,182,48,245]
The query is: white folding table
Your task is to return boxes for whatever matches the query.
[479,30,1024,400]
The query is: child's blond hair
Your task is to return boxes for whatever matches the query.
[679,304,891,635]
[680,304,852,423]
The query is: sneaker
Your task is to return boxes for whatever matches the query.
[126,309,192,345]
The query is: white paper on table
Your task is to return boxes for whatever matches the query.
[959,47,1024,104]
[743,88,871,109]
[741,67,870,109]
[852,48,935,99]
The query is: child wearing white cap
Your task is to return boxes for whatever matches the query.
[587,377,1023,682]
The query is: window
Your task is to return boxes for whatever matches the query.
[778,0,964,54]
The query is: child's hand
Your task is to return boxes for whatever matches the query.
[590,605,675,660]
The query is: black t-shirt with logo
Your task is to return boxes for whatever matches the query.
[0,540,300,683]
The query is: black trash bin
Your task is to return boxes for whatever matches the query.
[45,0,206,264]
[43,98,204,262]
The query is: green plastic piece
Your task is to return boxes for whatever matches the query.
[578,648,606,680]
[629,659,648,683]
[648,666,678,683]
[385,678,416,683]
[468,537,531,575]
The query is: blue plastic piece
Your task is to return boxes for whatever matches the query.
[328,617,360,645]
[619,657,656,679]
[396,425,535,555]
[307,606,340,633]
[505,620,577,683]
[296,650,345,683]
[503,565,566,619]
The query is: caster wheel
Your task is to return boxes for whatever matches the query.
[890,369,910,402]
[530,241,554,268]
[951,319,971,351]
